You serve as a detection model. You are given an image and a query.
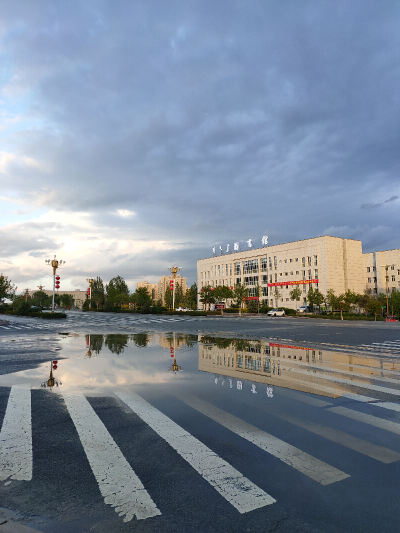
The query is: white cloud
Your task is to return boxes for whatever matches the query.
[116,209,135,218]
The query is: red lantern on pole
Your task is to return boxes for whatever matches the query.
[169,280,174,291]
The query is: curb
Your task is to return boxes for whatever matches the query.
[0,522,42,533]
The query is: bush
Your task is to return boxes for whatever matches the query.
[222,308,240,313]
[246,300,258,313]
[282,307,297,316]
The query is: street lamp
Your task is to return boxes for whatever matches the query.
[380,264,395,317]
[45,255,65,313]
[167,265,182,311]
[86,278,94,308]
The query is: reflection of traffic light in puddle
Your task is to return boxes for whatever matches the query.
[41,360,62,389]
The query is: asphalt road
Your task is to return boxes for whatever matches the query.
[0,313,400,532]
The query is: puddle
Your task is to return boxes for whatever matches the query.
[0,333,400,403]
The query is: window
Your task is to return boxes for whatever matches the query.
[243,259,259,274]
[367,267,370,272]
[368,278,371,283]
[307,256,312,266]
[391,265,395,270]
[286,298,289,301]
[302,270,306,280]
[236,278,241,285]
[269,257,273,269]
[314,255,318,266]
[244,276,259,286]
[302,257,305,267]
[235,262,241,275]
[247,287,258,296]
[269,275,272,282]
[308,270,312,280]
[225,265,229,276]
[261,258,268,272]
[211,266,214,276]
[303,286,306,293]
[392,276,396,282]
[296,271,299,275]
[262,287,268,296]
[274,256,277,268]
[314,269,318,279]
[296,258,298,262]
[218,265,221,276]
[274,274,278,282]
[230,264,232,276]
[284,259,287,263]
[374,277,377,282]
[279,273,282,276]
[290,271,293,275]
[386,276,389,282]
[285,272,288,276]
[290,259,293,263]
[262,275,268,284]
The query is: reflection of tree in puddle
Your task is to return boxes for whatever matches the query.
[130,333,149,348]
[160,334,197,350]
[105,334,129,354]
[85,334,104,356]
[201,336,235,349]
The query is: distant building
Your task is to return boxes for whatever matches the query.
[363,249,400,296]
[28,289,87,309]
[136,281,158,300]
[158,275,187,305]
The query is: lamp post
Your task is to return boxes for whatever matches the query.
[24,288,29,301]
[41,360,61,389]
[45,255,65,313]
[168,265,181,311]
[86,278,94,308]
[380,264,394,317]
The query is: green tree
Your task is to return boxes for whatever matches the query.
[12,295,32,315]
[232,283,249,311]
[389,290,400,317]
[325,289,337,313]
[0,274,16,303]
[183,283,198,310]
[290,285,302,310]
[214,285,233,311]
[199,285,216,310]
[91,277,105,309]
[60,294,74,308]
[367,298,382,320]
[308,287,325,313]
[273,287,282,307]
[131,287,152,308]
[31,290,51,310]
[343,289,358,313]
[106,276,130,297]
[174,282,184,307]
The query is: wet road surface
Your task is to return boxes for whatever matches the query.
[0,315,400,532]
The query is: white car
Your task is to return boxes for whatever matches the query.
[297,306,309,313]
[267,308,285,317]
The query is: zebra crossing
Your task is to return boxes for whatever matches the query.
[0,313,208,332]
[1,385,400,524]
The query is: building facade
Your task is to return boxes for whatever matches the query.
[363,250,400,296]
[197,236,366,309]
[136,281,159,300]
[28,289,87,308]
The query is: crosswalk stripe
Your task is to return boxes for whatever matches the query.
[0,385,32,482]
[328,406,400,435]
[62,392,161,522]
[116,391,276,513]
[252,403,400,464]
[173,393,349,485]
[279,389,333,408]
[371,402,400,413]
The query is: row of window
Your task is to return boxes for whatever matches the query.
[200,255,318,279]
[368,276,399,283]
[367,266,399,274]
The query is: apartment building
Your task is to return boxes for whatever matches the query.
[136,281,159,300]
[197,235,365,310]
[363,249,400,296]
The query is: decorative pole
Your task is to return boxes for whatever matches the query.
[86,278,94,308]
[45,256,65,313]
[168,265,181,311]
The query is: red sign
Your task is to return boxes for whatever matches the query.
[270,342,311,351]
[215,304,225,309]
[268,279,319,287]
[243,297,259,300]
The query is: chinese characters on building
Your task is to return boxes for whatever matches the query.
[212,236,269,256]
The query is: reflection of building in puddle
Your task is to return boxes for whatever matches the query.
[157,334,197,351]
[199,336,400,398]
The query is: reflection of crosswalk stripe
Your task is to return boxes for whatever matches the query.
[292,367,400,396]
[116,391,275,512]
[173,394,349,485]
[0,385,32,482]
[62,392,161,522]
[328,406,400,435]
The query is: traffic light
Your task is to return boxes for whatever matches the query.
[169,279,174,291]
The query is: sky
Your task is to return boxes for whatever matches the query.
[1,0,399,293]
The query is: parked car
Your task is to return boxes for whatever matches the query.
[267,308,285,317]
[297,306,309,313]
[385,316,398,322]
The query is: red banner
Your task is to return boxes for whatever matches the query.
[270,342,311,351]
[244,297,259,300]
[268,279,318,287]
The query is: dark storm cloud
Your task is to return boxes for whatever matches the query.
[361,195,399,210]
[1,0,399,284]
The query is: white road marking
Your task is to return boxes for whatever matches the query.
[173,394,349,485]
[62,392,161,522]
[116,391,275,513]
[328,406,400,435]
[371,402,400,413]
[0,385,32,481]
